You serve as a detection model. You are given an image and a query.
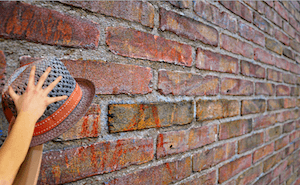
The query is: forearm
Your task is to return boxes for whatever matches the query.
[0,112,36,183]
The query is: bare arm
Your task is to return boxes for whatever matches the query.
[0,66,67,184]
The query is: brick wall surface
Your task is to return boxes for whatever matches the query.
[0,1,300,184]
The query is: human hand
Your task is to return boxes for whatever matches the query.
[8,66,68,123]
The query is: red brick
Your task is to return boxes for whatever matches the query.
[263,3,283,28]
[106,27,192,67]
[253,12,274,35]
[179,170,216,185]
[196,48,239,74]
[253,172,273,185]
[219,119,252,140]
[286,173,297,185]
[275,57,290,71]
[242,99,266,115]
[193,142,235,171]
[283,73,297,84]
[275,29,290,45]
[218,154,252,183]
[254,48,275,65]
[283,48,295,60]
[264,1,274,7]
[156,125,217,158]
[267,99,284,111]
[273,160,288,178]
[160,8,218,46]
[284,22,296,38]
[266,37,283,55]
[290,39,300,53]
[283,98,297,108]
[38,138,154,184]
[253,114,277,130]
[169,1,191,9]
[253,143,274,163]
[61,1,154,28]
[295,120,300,129]
[263,153,282,172]
[291,87,300,96]
[295,177,300,185]
[270,178,280,185]
[280,166,292,184]
[107,157,191,185]
[0,51,6,94]
[220,1,253,23]
[196,99,239,121]
[289,62,300,75]
[220,34,253,58]
[238,132,264,154]
[267,69,283,82]
[241,60,265,79]
[221,78,253,96]
[194,1,237,33]
[290,14,300,33]
[0,2,100,49]
[276,110,294,123]
[58,104,101,141]
[236,164,263,185]
[266,126,281,142]
[283,121,295,133]
[238,20,265,46]
[63,59,152,95]
[158,70,219,96]
[255,82,275,96]
[244,0,257,9]
[276,85,290,96]
[108,101,193,133]
[275,135,289,150]
[290,130,300,142]
[290,1,300,11]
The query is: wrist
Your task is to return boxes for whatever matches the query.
[15,111,39,127]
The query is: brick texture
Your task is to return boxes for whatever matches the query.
[238,20,265,46]
[253,143,274,163]
[220,34,254,58]
[221,78,254,95]
[238,132,264,154]
[219,119,252,140]
[236,164,263,185]
[242,99,266,115]
[253,114,277,130]
[255,82,275,96]
[179,170,216,185]
[240,60,265,79]
[220,1,253,23]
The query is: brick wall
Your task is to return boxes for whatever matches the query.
[0,1,300,184]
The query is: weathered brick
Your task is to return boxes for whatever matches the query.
[253,171,273,185]
[156,125,217,158]
[169,1,191,9]
[158,70,219,96]
[236,164,263,185]
[220,1,253,23]
[194,1,237,33]
[290,39,300,53]
[0,51,6,94]
[295,120,300,129]
[193,142,235,171]
[264,1,274,7]
[238,132,264,154]
[263,3,283,28]
[254,47,274,65]
[290,14,300,33]
[276,110,293,123]
[266,126,281,142]
[284,22,296,38]
[63,59,152,95]
[62,1,154,28]
[267,99,284,111]
[280,166,292,184]
[290,130,300,142]
[179,170,216,185]
[106,27,192,66]
[253,114,277,130]
[273,160,288,178]
[283,73,296,84]
[108,101,193,133]
[289,62,300,75]
[219,119,252,140]
[255,82,275,96]
[263,153,282,172]
[283,121,295,133]
[253,143,274,163]
[218,154,252,183]
[253,12,274,35]
[267,69,283,82]
[275,58,290,71]
[275,135,289,150]
[283,98,297,108]
[286,172,297,185]
[0,2,100,49]
[196,48,239,74]
[283,48,295,60]
[196,99,239,121]
[107,157,191,185]
[238,20,265,46]
[242,99,266,115]
[58,104,101,141]
[276,85,290,96]
[266,37,283,55]
[290,1,300,11]
[270,178,280,185]
[291,87,300,96]
[244,0,257,9]
[274,1,289,20]
[38,138,154,184]
[220,34,253,58]
[221,78,253,96]
[160,8,218,46]
[241,60,265,79]
[274,29,290,45]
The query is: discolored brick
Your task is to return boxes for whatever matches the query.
[221,78,253,96]
[283,121,295,133]
[238,20,265,46]
[0,2,100,49]
[263,153,282,172]
[274,1,289,20]
[218,154,252,183]
[238,132,264,154]
[276,85,290,96]
[219,1,253,23]
[283,48,295,60]
[290,39,300,53]
[266,126,281,142]
[289,130,300,142]
[193,142,235,171]
[275,29,290,45]
[291,87,300,96]
[273,160,288,178]
[236,164,263,185]
[280,166,292,184]
[267,99,284,111]
[253,114,277,130]
[289,62,300,75]
[169,1,191,9]
[196,48,239,74]
[283,73,296,84]
[240,60,265,79]
[275,135,289,150]
[254,48,275,65]
[266,37,283,55]
[106,27,193,66]
[38,138,154,184]
[179,170,216,185]
[219,119,252,140]
[283,98,297,108]
[253,143,274,163]
[220,34,253,58]
[255,82,275,96]
[160,8,218,46]
[158,70,219,96]
[61,1,154,28]
[263,2,283,28]
[253,12,274,35]
[196,99,239,121]
[242,99,266,115]
[284,22,296,38]
[108,101,193,133]
[267,69,283,82]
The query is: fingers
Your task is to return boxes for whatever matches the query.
[8,86,19,102]
[36,67,51,90]
[28,66,36,87]
[44,76,62,95]
[47,95,68,105]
